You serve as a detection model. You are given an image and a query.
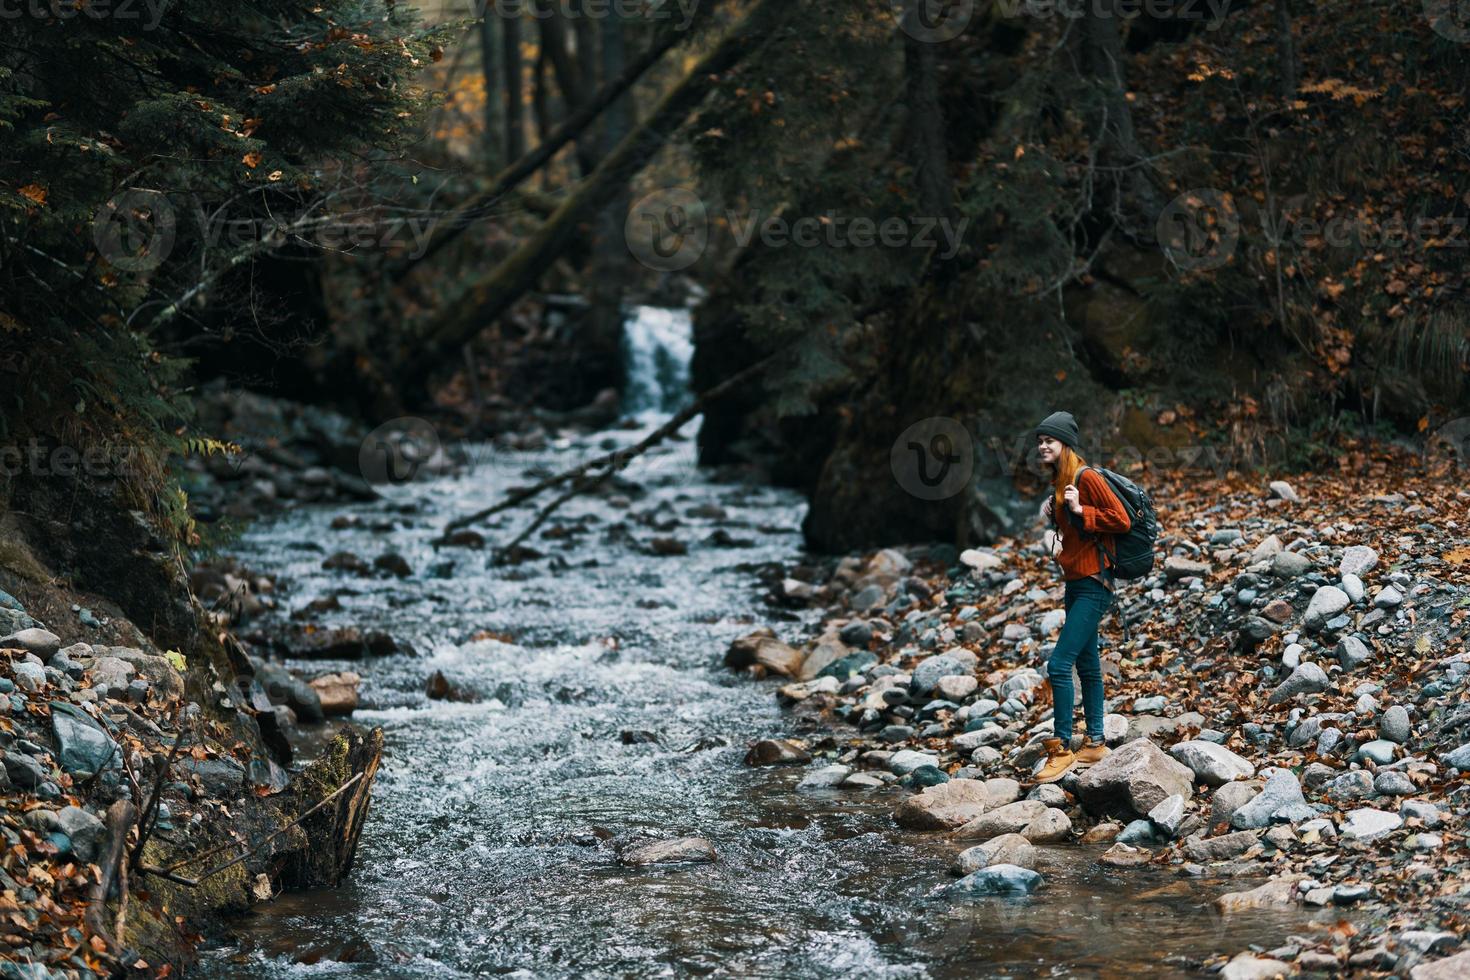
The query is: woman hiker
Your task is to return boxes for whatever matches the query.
[1032,410,1132,784]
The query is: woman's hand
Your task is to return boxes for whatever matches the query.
[1063,483,1083,516]
[1039,496,1054,520]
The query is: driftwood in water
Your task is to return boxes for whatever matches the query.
[443,355,776,557]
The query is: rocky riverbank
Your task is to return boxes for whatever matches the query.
[732,452,1470,978]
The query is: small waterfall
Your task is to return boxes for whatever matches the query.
[621,305,693,419]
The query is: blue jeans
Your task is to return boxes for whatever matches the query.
[1047,576,1113,743]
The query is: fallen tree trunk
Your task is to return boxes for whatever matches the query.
[396,0,788,402]
[85,800,138,958]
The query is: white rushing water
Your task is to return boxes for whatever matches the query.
[621,305,694,420]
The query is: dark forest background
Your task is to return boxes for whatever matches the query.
[3,0,1468,568]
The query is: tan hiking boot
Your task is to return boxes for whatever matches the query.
[1074,736,1109,768]
[1034,737,1077,783]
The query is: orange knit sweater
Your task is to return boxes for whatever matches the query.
[1051,467,1132,583]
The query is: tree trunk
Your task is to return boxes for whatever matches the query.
[585,9,636,396]
[903,31,951,218]
[397,0,789,401]
[539,1,599,174]
[478,1,505,167]
[1275,0,1296,98]
[502,4,526,162]
[1078,0,1160,230]
[396,27,687,276]
[279,727,384,889]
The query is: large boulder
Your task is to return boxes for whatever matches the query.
[895,779,994,831]
[1076,739,1194,818]
[909,649,977,698]
[952,800,1050,839]
[1168,740,1256,786]
[50,702,121,775]
[1230,768,1315,829]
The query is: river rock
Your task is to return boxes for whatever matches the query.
[1356,739,1397,765]
[888,750,939,775]
[1184,830,1256,862]
[796,764,851,790]
[910,650,976,698]
[1401,800,1442,828]
[1076,738,1194,818]
[1374,771,1415,796]
[1412,950,1470,979]
[309,672,360,716]
[1,628,61,659]
[948,864,1042,896]
[50,702,119,775]
[1268,662,1329,703]
[1341,572,1365,603]
[1341,808,1402,841]
[1230,768,1313,829]
[1268,481,1299,502]
[1097,842,1151,868]
[724,629,804,677]
[1379,705,1411,744]
[1168,740,1255,786]
[895,779,994,830]
[1304,586,1349,631]
[1440,743,1470,770]
[620,836,718,866]
[1337,635,1374,670]
[744,739,811,766]
[1328,770,1376,800]
[1271,552,1311,579]
[1164,556,1211,581]
[1147,794,1188,837]
[12,661,45,693]
[88,656,135,695]
[98,647,184,701]
[257,662,325,723]
[1214,874,1304,913]
[952,800,1049,839]
[56,806,104,862]
[2,750,45,788]
[935,674,978,701]
[1210,780,1261,827]
[953,833,1037,874]
[177,756,246,797]
[1339,545,1379,578]
[1020,808,1072,843]
[1222,953,1294,980]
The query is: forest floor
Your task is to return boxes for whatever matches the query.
[731,445,1470,978]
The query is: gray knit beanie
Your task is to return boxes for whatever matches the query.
[1034,411,1081,452]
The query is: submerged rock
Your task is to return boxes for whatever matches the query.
[947,863,1042,896]
[620,836,718,866]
